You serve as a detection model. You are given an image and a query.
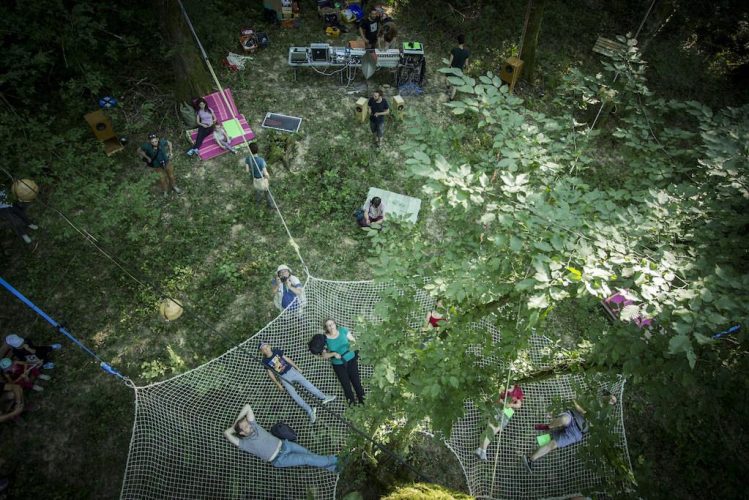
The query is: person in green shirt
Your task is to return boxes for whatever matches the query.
[138,133,181,196]
[320,319,365,405]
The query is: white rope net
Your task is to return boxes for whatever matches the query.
[120,276,631,499]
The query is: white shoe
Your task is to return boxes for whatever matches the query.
[22,234,32,244]
[322,395,337,405]
[38,374,51,381]
[475,448,487,461]
[32,385,44,392]
[309,407,317,424]
[28,224,39,230]
[172,186,182,194]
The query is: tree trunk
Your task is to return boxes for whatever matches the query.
[162,0,213,104]
[519,0,547,83]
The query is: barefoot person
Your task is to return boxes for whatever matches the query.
[521,392,618,473]
[259,342,336,424]
[224,404,338,472]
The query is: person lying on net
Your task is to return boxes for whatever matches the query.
[475,384,524,461]
[522,391,617,473]
[224,404,338,472]
[259,341,336,424]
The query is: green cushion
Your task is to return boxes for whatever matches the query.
[222,119,243,140]
[536,434,551,446]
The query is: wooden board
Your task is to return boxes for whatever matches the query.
[261,113,302,133]
[593,36,628,58]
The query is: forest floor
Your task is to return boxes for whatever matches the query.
[0,1,742,498]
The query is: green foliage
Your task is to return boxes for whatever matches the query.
[383,482,473,499]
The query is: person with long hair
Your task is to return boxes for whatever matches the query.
[187,97,216,156]
[320,319,365,405]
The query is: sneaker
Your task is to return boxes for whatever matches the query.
[28,224,39,230]
[521,455,534,473]
[186,148,197,156]
[321,395,337,405]
[43,362,55,369]
[172,186,182,194]
[309,407,317,424]
[51,343,62,350]
[475,448,488,461]
[38,374,51,381]
[163,191,169,197]
[32,385,44,392]
[22,234,32,244]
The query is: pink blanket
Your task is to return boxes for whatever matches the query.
[187,89,255,160]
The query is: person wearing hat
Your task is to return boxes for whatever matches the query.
[271,265,304,312]
[138,133,181,196]
[224,404,338,472]
[259,342,336,424]
[0,187,38,245]
[4,334,59,369]
[0,357,50,392]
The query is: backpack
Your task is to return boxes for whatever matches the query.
[353,208,365,222]
[308,334,327,355]
[270,422,297,441]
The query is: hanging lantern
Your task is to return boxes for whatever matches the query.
[12,179,39,202]
[159,298,184,321]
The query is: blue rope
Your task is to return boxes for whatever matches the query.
[0,276,126,381]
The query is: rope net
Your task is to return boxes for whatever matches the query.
[446,374,629,500]
[120,276,630,499]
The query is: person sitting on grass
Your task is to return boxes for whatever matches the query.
[259,341,336,424]
[212,123,237,154]
[475,384,524,461]
[0,357,51,392]
[521,391,617,473]
[4,334,59,369]
[357,197,385,229]
[0,381,24,423]
[224,404,339,472]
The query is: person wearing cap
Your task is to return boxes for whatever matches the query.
[475,384,524,461]
[0,187,38,245]
[0,357,51,392]
[259,342,336,424]
[138,133,181,196]
[271,265,304,312]
[224,404,338,472]
[3,335,59,369]
[0,381,24,423]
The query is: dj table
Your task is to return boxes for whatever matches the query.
[288,42,426,86]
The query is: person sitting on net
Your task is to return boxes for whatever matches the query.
[3,334,59,369]
[0,381,24,423]
[522,391,617,473]
[271,265,304,312]
[475,384,524,461]
[259,341,336,424]
[357,197,385,229]
[224,404,338,472]
[212,123,237,154]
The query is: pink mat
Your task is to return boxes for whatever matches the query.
[187,89,256,160]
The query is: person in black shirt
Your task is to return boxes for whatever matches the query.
[359,7,380,49]
[367,89,390,147]
[447,34,471,100]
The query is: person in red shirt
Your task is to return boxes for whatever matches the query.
[476,385,524,461]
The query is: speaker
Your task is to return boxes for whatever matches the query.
[393,95,405,119]
[355,97,369,123]
[499,57,524,93]
[84,110,116,141]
